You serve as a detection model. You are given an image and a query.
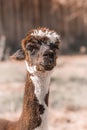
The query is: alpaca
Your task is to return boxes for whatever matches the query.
[0,27,60,130]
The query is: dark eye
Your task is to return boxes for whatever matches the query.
[50,43,58,50]
[26,44,34,51]
[26,43,39,55]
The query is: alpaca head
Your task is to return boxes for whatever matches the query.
[12,28,61,72]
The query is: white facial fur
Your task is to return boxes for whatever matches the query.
[25,61,37,73]
[31,29,60,43]
[25,60,51,130]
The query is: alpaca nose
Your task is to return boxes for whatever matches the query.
[43,51,54,59]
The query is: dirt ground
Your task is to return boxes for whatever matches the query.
[0,55,87,130]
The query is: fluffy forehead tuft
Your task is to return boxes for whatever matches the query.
[29,28,60,43]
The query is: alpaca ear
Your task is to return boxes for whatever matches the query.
[10,49,25,60]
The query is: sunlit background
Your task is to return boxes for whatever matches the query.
[0,0,87,130]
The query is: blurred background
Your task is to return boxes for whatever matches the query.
[0,0,87,130]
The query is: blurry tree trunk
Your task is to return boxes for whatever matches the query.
[0,35,6,61]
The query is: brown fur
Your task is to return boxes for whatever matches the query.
[20,73,42,129]
[39,105,45,114]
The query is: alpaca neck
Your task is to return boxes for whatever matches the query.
[30,71,50,130]
[20,62,51,130]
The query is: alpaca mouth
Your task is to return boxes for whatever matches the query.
[39,62,55,71]
[44,65,54,70]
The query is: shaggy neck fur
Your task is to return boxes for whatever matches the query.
[19,61,51,130]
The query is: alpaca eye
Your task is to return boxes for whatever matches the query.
[50,43,58,50]
[28,46,36,55]
[26,44,39,55]
[27,45,34,51]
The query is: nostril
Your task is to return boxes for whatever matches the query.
[49,52,54,58]
[43,53,48,57]
[43,52,54,58]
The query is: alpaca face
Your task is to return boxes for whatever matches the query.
[11,28,60,72]
[24,38,58,71]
